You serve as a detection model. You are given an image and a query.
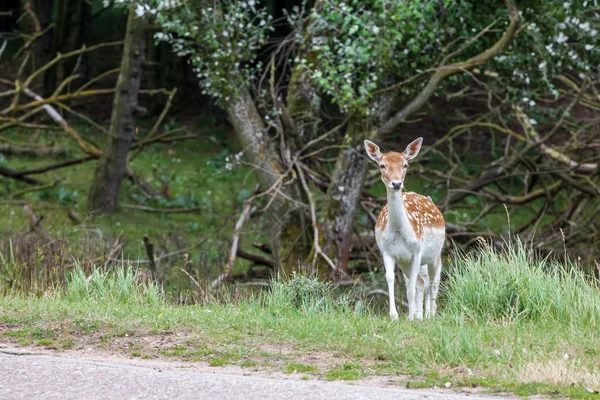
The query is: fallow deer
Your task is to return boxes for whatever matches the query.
[364,138,445,320]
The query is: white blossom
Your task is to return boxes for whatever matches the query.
[555,32,569,44]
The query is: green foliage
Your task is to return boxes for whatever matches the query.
[305,0,598,115]
[300,0,453,113]
[117,0,273,101]
[489,0,599,103]
[445,240,600,327]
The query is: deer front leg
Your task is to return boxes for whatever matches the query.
[383,253,398,321]
[405,254,422,320]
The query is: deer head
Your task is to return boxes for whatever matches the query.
[364,138,423,192]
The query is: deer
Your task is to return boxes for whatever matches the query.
[364,138,445,320]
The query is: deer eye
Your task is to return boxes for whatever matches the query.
[403,163,408,169]
[379,164,386,170]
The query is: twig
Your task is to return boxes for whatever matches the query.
[296,163,340,275]
[11,180,60,197]
[21,88,102,156]
[22,204,51,242]
[212,185,259,287]
[143,235,158,282]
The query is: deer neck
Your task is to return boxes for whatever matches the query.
[386,190,411,235]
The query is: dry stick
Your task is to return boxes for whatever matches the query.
[296,163,340,275]
[0,165,40,184]
[11,180,60,197]
[515,105,598,174]
[101,233,124,271]
[0,104,49,132]
[21,88,102,156]
[236,248,276,269]
[129,87,178,162]
[22,204,52,242]
[5,88,116,113]
[143,235,158,282]
[0,143,68,157]
[75,68,119,94]
[211,198,255,288]
[179,267,206,299]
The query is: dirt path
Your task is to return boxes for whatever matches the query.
[0,348,517,400]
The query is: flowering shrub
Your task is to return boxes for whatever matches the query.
[106,0,273,102]
[105,0,598,116]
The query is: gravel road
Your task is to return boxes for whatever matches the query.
[0,349,506,400]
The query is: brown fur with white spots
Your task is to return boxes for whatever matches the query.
[365,138,445,321]
[376,193,445,240]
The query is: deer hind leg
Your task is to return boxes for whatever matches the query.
[428,256,443,316]
[419,265,431,319]
[383,253,398,321]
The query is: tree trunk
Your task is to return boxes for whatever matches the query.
[23,0,53,88]
[88,7,145,213]
[223,87,303,268]
[319,120,370,277]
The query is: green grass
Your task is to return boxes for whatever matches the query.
[284,363,317,374]
[209,357,229,367]
[1,243,600,397]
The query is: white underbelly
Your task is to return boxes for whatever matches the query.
[376,227,445,266]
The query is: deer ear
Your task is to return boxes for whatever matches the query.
[403,137,423,161]
[364,140,382,163]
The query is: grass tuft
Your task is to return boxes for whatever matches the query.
[264,272,351,315]
[64,264,163,306]
[445,239,600,327]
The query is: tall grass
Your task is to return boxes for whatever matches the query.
[444,239,600,327]
[65,264,163,306]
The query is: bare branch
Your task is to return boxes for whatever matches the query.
[377,0,519,137]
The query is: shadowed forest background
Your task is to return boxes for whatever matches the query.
[0,0,598,300]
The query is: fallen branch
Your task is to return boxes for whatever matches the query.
[236,248,276,269]
[515,105,598,174]
[0,143,68,157]
[21,88,102,157]
[212,197,255,288]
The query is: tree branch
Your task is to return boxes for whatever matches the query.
[377,0,519,137]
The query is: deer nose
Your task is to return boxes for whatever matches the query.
[391,181,403,190]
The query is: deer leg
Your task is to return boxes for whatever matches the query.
[416,274,425,320]
[405,253,422,321]
[420,265,431,318]
[383,253,398,321]
[429,256,442,316]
